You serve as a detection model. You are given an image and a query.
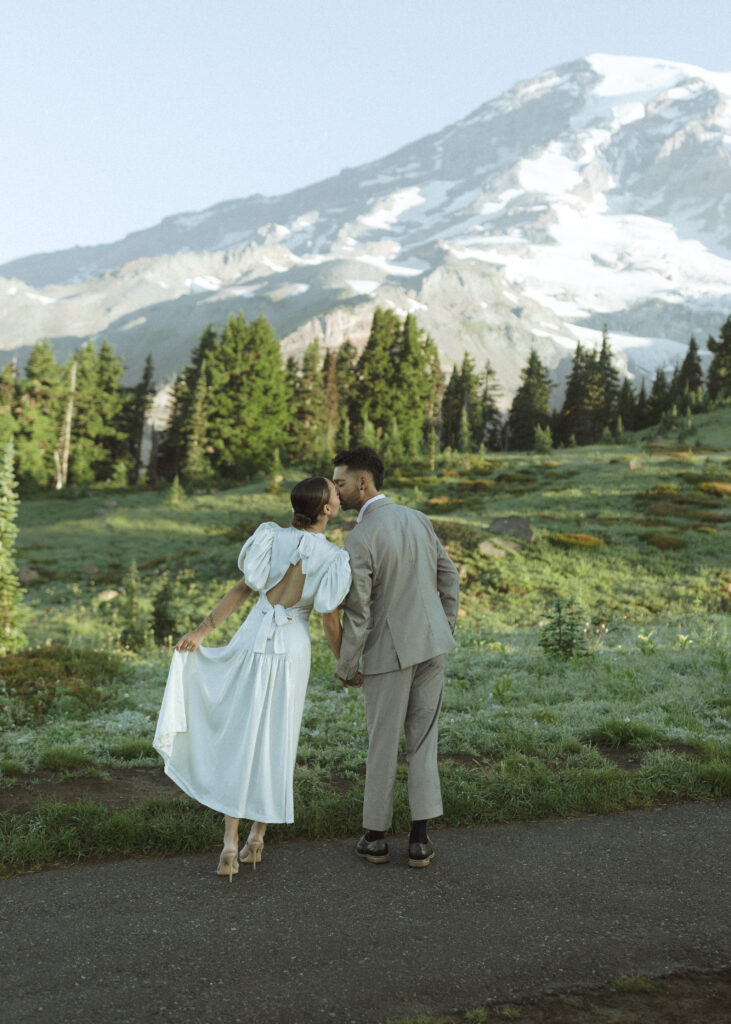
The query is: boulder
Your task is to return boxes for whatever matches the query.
[18,567,41,584]
[488,516,533,542]
[478,540,507,558]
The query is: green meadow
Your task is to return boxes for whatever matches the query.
[1,408,729,875]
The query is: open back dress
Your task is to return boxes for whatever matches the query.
[153,523,351,822]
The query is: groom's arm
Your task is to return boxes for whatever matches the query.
[335,533,373,681]
[436,538,460,633]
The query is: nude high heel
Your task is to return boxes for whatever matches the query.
[217,848,239,882]
[239,835,264,870]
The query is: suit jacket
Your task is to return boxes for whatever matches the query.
[335,497,460,678]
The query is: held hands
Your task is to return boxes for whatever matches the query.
[335,671,364,688]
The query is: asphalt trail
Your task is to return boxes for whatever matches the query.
[1,801,729,1024]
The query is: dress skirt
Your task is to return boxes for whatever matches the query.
[154,596,311,822]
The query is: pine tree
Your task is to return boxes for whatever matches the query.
[597,327,620,430]
[290,339,328,463]
[0,362,18,446]
[706,316,731,401]
[354,307,402,437]
[533,424,553,454]
[646,368,671,426]
[422,334,444,443]
[617,377,636,432]
[636,378,648,430]
[159,326,218,477]
[205,313,289,478]
[457,404,471,453]
[440,366,462,449]
[126,354,155,483]
[480,359,503,450]
[507,349,553,451]
[15,340,62,488]
[322,349,340,434]
[675,336,704,411]
[0,438,25,653]
[181,362,212,486]
[335,340,359,426]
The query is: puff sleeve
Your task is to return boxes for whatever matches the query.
[237,522,278,591]
[313,548,352,614]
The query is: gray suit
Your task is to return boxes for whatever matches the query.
[336,497,460,830]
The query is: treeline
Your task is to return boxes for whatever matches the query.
[1,309,730,490]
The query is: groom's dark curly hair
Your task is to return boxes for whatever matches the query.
[333,446,385,489]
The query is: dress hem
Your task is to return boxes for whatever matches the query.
[162,761,294,824]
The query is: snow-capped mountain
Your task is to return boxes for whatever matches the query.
[2,54,730,401]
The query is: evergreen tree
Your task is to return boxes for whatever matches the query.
[597,327,620,429]
[335,339,359,426]
[0,438,25,653]
[159,326,218,477]
[440,366,462,449]
[457,404,471,453]
[480,359,503,450]
[206,313,289,477]
[557,342,591,445]
[354,307,402,436]
[617,377,636,432]
[422,334,444,443]
[322,349,340,434]
[126,354,155,483]
[675,336,704,410]
[290,339,328,463]
[181,362,213,486]
[635,377,648,430]
[15,341,62,488]
[391,313,431,454]
[533,424,553,454]
[506,348,553,451]
[645,367,671,426]
[0,362,18,445]
[707,316,731,400]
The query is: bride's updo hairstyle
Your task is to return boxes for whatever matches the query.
[290,477,331,530]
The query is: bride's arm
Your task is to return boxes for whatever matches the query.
[322,609,343,659]
[175,577,252,651]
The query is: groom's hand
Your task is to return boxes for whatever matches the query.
[336,671,363,688]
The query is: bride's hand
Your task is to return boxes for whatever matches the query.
[175,629,204,652]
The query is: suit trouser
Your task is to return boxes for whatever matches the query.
[361,655,445,831]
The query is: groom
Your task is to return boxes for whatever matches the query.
[333,447,460,867]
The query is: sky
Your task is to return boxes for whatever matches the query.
[1,0,729,267]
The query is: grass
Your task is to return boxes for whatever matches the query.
[1,410,729,874]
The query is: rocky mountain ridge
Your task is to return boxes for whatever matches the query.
[2,53,730,402]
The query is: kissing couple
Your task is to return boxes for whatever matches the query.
[154,446,460,878]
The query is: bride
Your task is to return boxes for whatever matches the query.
[153,476,351,880]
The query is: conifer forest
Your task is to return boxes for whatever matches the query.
[1,308,730,491]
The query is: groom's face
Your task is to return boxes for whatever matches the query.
[333,465,363,511]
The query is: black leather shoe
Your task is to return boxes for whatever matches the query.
[355,834,390,863]
[408,838,435,868]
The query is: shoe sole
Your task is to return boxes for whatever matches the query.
[408,853,435,868]
[356,851,390,863]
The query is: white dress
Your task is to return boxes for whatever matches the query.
[153,523,351,822]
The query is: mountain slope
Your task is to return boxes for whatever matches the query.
[2,54,730,398]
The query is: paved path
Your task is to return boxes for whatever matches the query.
[1,801,729,1024]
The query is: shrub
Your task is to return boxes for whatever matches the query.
[107,738,154,761]
[0,647,122,722]
[640,533,687,550]
[548,533,604,549]
[697,481,731,497]
[539,598,589,659]
[39,744,95,772]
